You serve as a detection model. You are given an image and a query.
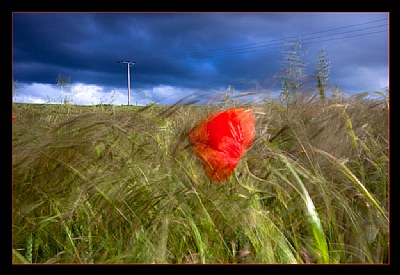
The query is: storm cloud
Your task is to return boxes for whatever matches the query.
[12,12,388,105]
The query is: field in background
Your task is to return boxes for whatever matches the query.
[12,92,389,264]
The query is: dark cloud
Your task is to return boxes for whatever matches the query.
[13,12,388,105]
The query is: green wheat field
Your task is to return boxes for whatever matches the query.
[12,91,389,264]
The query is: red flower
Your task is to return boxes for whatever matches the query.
[189,108,255,183]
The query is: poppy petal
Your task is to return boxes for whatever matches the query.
[189,108,255,183]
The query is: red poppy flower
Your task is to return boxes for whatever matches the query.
[189,108,255,183]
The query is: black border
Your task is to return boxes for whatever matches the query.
[1,0,395,13]
[3,0,398,272]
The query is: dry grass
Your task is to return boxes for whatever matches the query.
[12,92,389,264]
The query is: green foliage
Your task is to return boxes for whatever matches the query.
[56,74,73,106]
[316,49,331,104]
[12,93,388,263]
[13,78,19,102]
[278,37,309,106]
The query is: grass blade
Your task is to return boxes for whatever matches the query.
[312,147,388,221]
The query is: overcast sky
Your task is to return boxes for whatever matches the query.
[12,12,389,105]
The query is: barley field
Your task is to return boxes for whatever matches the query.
[12,92,389,264]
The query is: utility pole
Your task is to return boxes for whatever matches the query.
[118,60,136,106]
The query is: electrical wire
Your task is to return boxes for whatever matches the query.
[136,18,388,63]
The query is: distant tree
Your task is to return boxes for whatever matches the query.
[56,73,72,104]
[331,85,344,104]
[223,84,234,107]
[277,37,308,105]
[12,78,18,102]
[315,49,331,104]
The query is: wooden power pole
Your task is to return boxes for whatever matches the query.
[118,60,136,105]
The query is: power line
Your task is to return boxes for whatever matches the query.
[138,18,388,63]
[174,18,388,58]
[139,28,387,63]
[173,24,388,60]
[107,18,387,97]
